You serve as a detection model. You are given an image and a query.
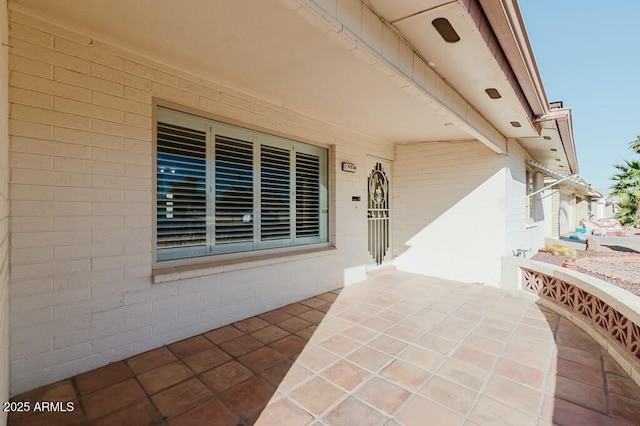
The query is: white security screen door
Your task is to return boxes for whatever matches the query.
[366,157,391,271]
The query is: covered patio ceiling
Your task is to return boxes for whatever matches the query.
[11,0,472,144]
[12,0,576,170]
[366,0,575,173]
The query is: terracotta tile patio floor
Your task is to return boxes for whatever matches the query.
[8,269,640,425]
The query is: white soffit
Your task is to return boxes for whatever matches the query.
[369,0,537,139]
[11,0,472,143]
[519,105,578,174]
[519,121,570,172]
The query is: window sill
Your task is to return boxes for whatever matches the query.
[152,244,337,284]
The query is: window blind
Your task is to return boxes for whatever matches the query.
[295,152,320,237]
[214,135,254,244]
[156,122,207,253]
[261,145,291,241]
[156,107,327,262]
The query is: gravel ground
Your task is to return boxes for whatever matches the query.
[533,249,640,296]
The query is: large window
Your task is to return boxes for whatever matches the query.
[526,168,536,222]
[156,107,328,262]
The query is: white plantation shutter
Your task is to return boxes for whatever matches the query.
[156,107,327,262]
[294,144,327,244]
[156,110,208,261]
[295,152,320,237]
[260,144,291,242]
[214,134,254,245]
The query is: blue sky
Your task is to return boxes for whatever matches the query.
[519,1,640,192]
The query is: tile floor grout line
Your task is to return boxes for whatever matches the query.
[74,360,165,424]
[362,285,488,424]
[12,278,640,425]
[601,354,613,425]
[530,305,561,423]
[127,359,168,424]
[250,301,343,422]
[442,291,542,424]
[68,366,89,421]
[157,325,283,423]
[310,290,440,424]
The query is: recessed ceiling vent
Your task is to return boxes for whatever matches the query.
[543,136,551,140]
[485,88,501,99]
[432,18,460,43]
[510,121,521,128]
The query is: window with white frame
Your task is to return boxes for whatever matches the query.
[526,168,536,222]
[156,107,328,262]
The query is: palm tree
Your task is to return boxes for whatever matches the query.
[610,160,640,226]
[629,136,640,154]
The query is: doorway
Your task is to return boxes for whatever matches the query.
[366,157,392,272]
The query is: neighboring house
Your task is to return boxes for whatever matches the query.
[591,189,620,220]
[531,161,599,238]
[0,0,582,397]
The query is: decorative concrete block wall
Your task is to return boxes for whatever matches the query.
[516,260,640,386]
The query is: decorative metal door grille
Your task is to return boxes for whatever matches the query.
[368,162,389,265]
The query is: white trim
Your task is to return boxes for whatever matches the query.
[153,244,337,283]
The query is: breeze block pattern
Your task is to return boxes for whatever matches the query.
[522,269,640,362]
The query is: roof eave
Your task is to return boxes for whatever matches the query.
[548,107,579,174]
[478,0,549,118]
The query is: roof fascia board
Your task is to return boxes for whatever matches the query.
[478,0,549,118]
[547,107,579,174]
[459,0,533,120]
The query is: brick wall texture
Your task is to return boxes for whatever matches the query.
[1,0,10,420]
[5,3,541,395]
[6,9,394,394]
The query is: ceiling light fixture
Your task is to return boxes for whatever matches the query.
[550,148,557,152]
[543,136,551,140]
[510,121,521,128]
[485,88,501,99]
[432,18,460,43]
[555,158,561,161]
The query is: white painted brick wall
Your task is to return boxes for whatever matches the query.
[393,141,551,286]
[392,141,507,284]
[0,0,9,421]
[504,141,545,256]
[7,10,394,394]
